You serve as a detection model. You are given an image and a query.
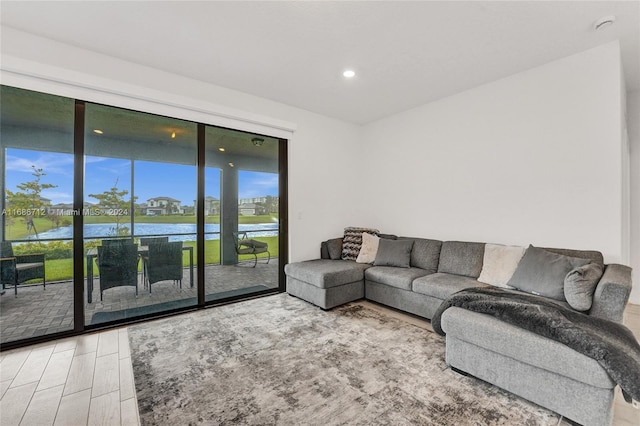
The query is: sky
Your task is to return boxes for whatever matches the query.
[5,149,279,206]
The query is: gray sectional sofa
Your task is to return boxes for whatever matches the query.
[284,234,634,426]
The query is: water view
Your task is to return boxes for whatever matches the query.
[33,223,279,241]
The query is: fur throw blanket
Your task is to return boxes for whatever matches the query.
[432,286,640,403]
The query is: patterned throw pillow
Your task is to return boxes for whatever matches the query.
[341,227,380,261]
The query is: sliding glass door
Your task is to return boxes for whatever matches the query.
[83,103,198,325]
[1,86,76,344]
[0,84,287,348]
[204,127,280,302]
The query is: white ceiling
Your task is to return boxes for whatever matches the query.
[1,1,639,124]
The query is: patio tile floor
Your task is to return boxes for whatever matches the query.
[1,259,279,344]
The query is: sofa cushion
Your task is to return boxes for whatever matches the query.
[437,241,485,278]
[477,243,526,288]
[356,233,380,264]
[284,260,370,289]
[365,266,431,291]
[341,227,379,261]
[326,238,343,260]
[564,262,605,311]
[507,246,590,301]
[409,238,442,274]
[412,272,488,300]
[374,239,414,268]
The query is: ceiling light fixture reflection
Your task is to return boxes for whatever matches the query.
[343,70,356,78]
[171,131,176,139]
[228,162,234,167]
[218,147,225,152]
[252,137,264,147]
[93,129,104,134]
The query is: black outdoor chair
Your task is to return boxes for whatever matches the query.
[139,237,169,287]
[0,241,46,296]
[146,241,183,293]
[96,242,139,301]
[233,232,270,267]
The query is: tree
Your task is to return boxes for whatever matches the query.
[5,166,57,238]
[89,178,135,236]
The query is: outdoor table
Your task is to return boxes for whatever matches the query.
[85,244,194,303]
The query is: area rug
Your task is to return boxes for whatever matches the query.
[129,294,560,425]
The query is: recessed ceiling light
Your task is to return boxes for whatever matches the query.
[218,147,225,152]
[228,162,234,167]
[594,15,616,31]
[343,70,356,78]
[93,129,103,135]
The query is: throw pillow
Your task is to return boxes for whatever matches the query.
[341,227,379,261]
[507,245,590,301]
[410,238,442,274]
[356,233,380,264]
[477,243,526,288]
[320,241,330,259]
[564,262,604,311]
[326,238,343,260]
[373,239,414,268]
[437,241,485,278]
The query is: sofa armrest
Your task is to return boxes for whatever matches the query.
[589,264,632,323]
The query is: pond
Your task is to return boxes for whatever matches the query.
[33,223,279,241]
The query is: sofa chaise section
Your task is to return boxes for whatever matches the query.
[284,259,370,309]
[441,306,617,426]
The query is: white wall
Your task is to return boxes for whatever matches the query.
[628,89,640,304]
[361,43,626,265]
[0,27,363,262]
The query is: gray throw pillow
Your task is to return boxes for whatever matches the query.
[374,239,414,268]
[437,241,485,278]
[410,238,442,274]
[326,238,343,260]
[507,245,590,301]
[564,262,604,311]
[320,242,330,259]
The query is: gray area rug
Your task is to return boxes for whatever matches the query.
[129,294,560,425]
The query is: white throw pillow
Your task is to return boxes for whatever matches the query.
[478,243,526,288]
[356,233,380,264]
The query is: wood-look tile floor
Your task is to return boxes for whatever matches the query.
[0,329,139,426]
[1,302,639,426]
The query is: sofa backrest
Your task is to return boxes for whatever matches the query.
[438,241,485,278]
[542,247,604,265]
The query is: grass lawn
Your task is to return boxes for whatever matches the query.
[41,237,278,282]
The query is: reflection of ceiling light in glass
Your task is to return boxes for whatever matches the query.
[228,162,234,167]
[218,147,225,152]
[171,131,176,139]
[93,129,103,134]
[252,137,264,147]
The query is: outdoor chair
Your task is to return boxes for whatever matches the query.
[139,237,169,287]
[0,241,46,296]
[96,242,139,301]
[145,241,183,293]
[233,232,270,267]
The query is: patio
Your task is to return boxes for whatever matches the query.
[0,259,279,344]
